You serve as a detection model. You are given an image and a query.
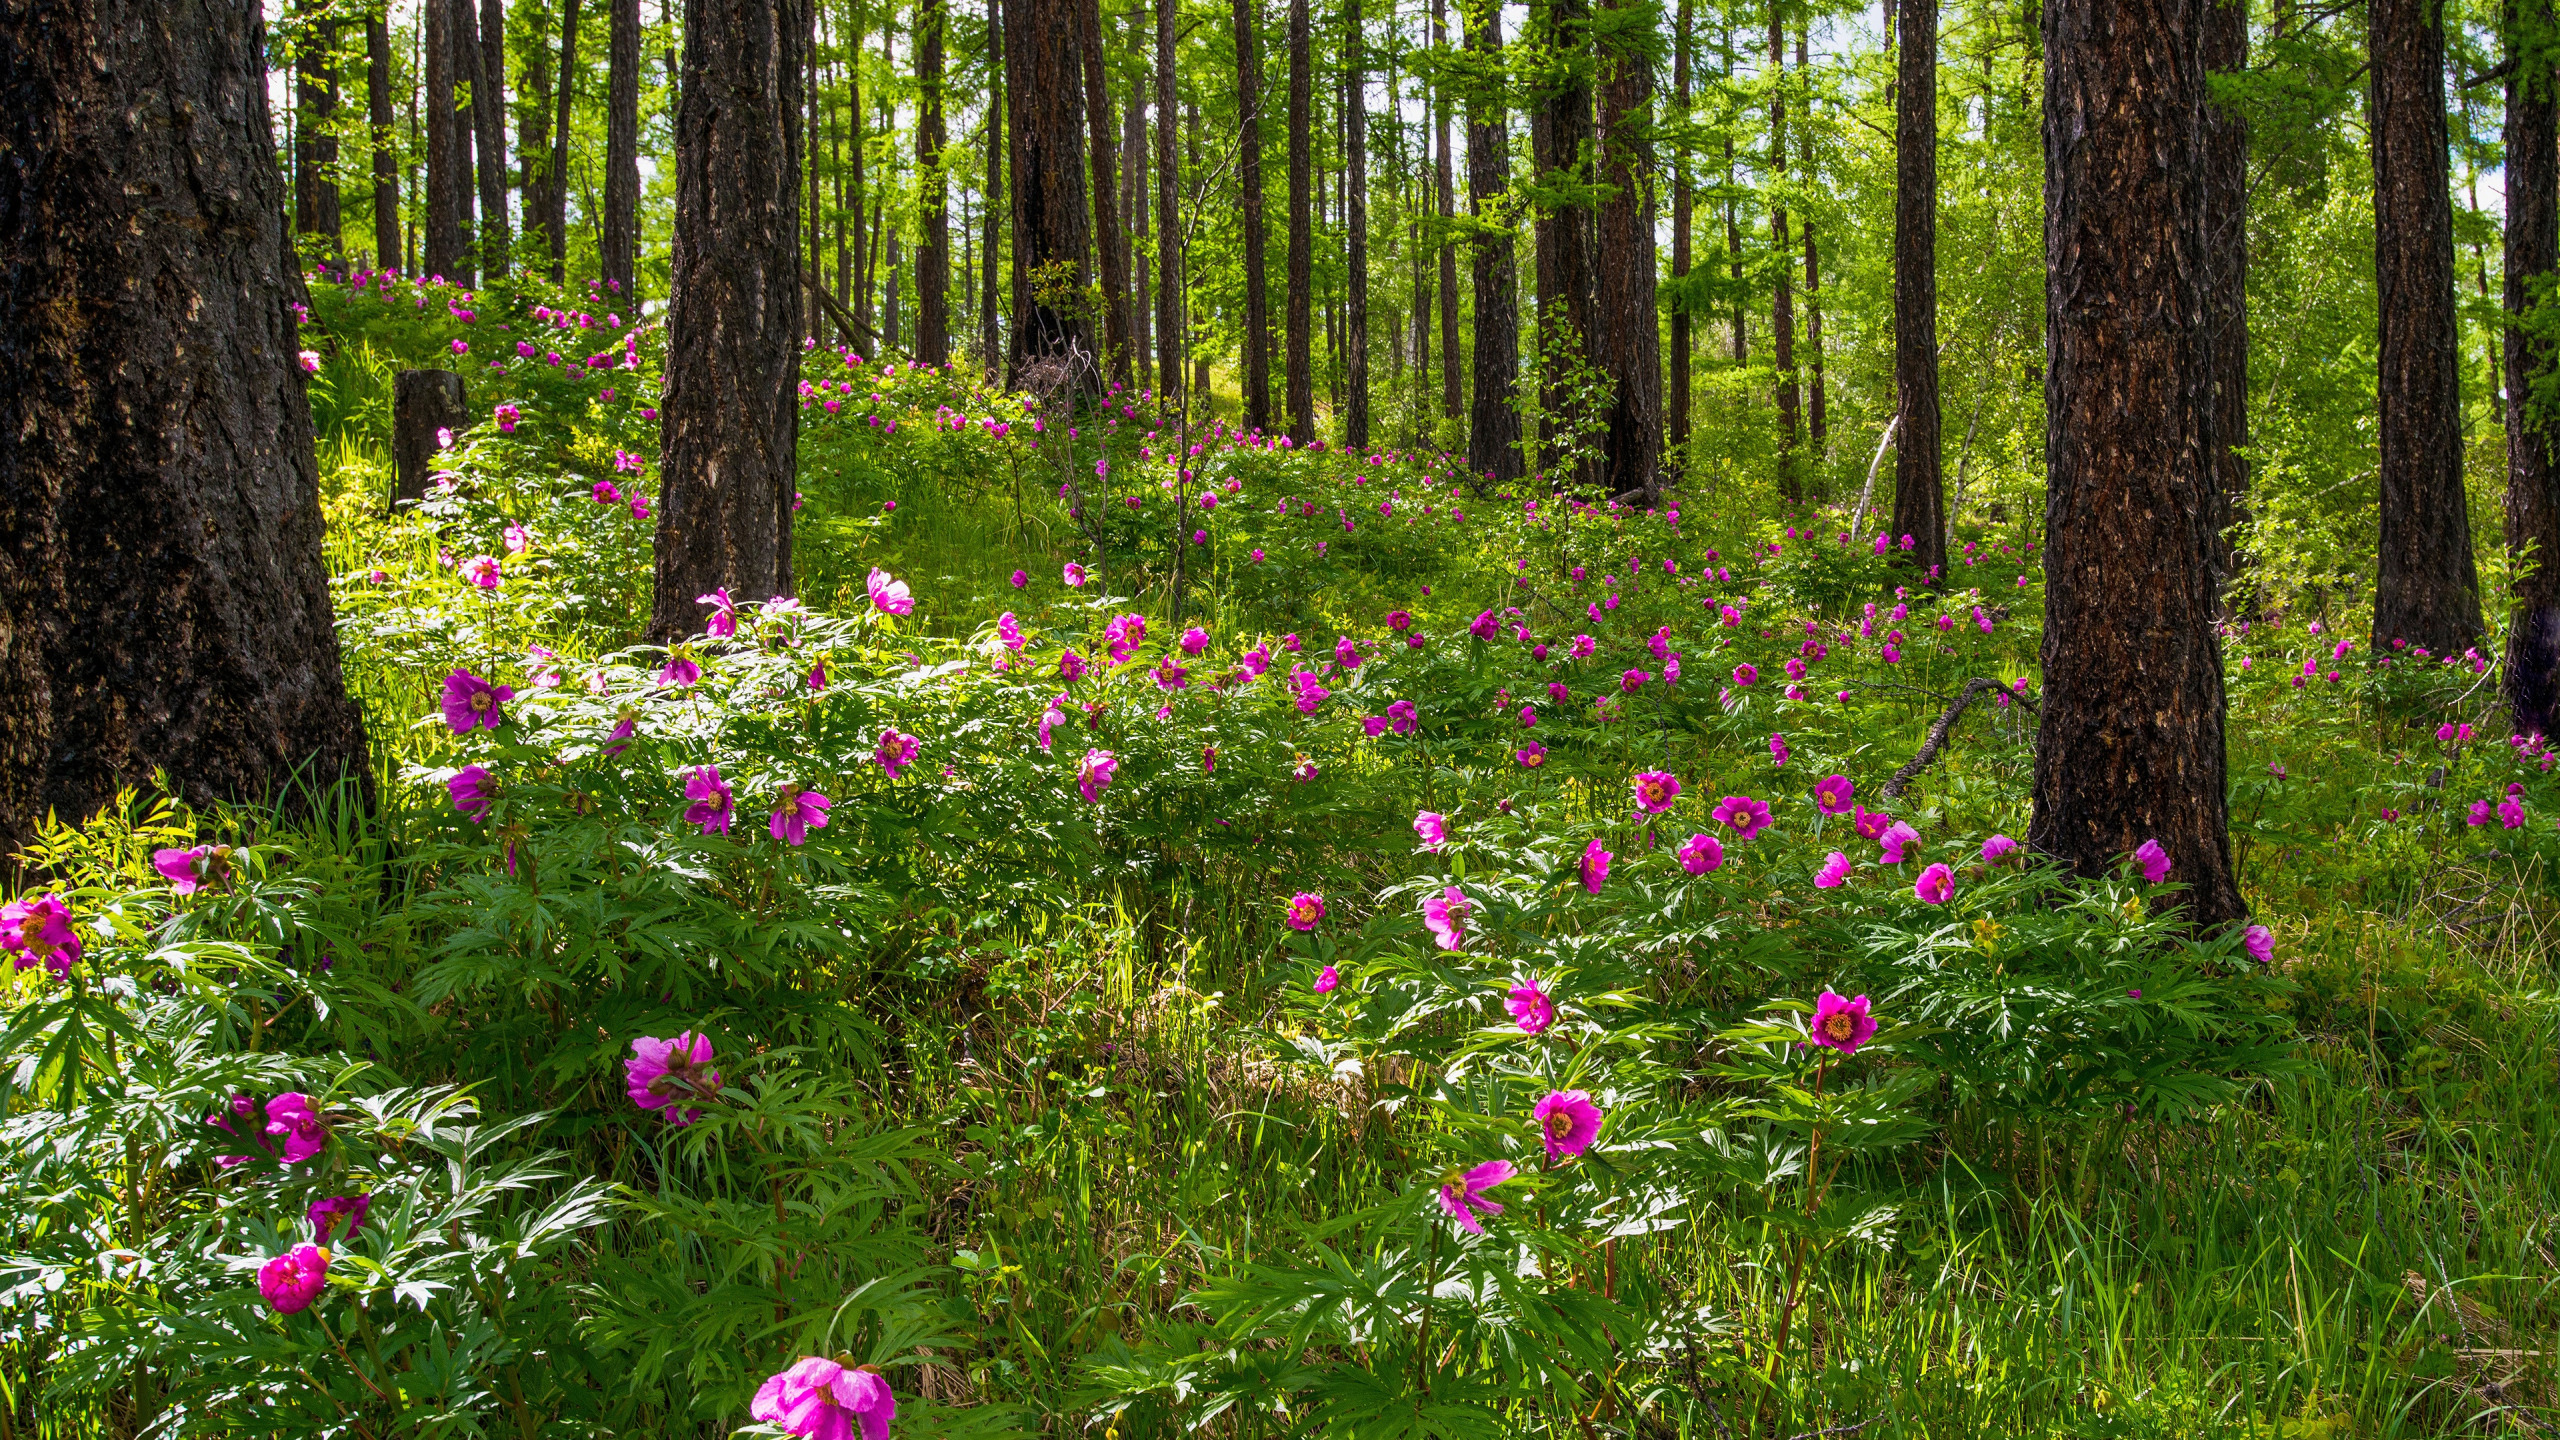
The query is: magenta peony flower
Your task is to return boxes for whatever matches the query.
[1814,851,1852,888]
[1182,625,1210,655]
[1620,668,1650,693]
[1815,774,1855,814]
[461,554,503,589]
[1414,811,1448,851]
[1678,832,1725,874]
[1422,886,1471,950]
[154,844,227,894]
[1437,1159,1514,1234]
[750,1356,895,1440]
[0,893,82,977]
[1632,771,1681,815]
[257,1244,330,1314]
[1733,662,1759,687]
[1284,891,1327,931]
[769,788,833,846]
[1580,837,1612,892]
[308,1194,371,1244]
[625,1031,721,1124]
[2243,923,2274,963]
[1982,833,2020,863]
[1852,804,1892,841]
[996,612,1024,650]
[1533,1090,1603,1162]
[1878,821,1921,864]
[1470,609,1500,639]
[449,765,496,822]
[1058,647,1088,683]
[1712,795,1773,840]
[1387,699,1419,734]
[698,588,739,638]
[1516,742,1548,768]
[1914,862,1954,904]
[2500,796,2525,828]
[1314,964,1340,994]
[1769,733,1791,767]
[1077,748,1118,802]
[440,669,513,733]
[1807,990,1877,1055]
[1011,569,1029,588]
[658,654,702,688]
[2132,838,2172,883]
[865,568,914,615]
[1063,561,1088,587]
[876,730,921,777]
[263,1093,329,1163]
[683,766,736,834]
[1507,980,1555,1034]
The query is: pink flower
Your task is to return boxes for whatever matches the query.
[1059,647,1088,682]
[1334,635,1363,670]
[154,843,228,894]
[1632,771,1681,814]
[263,1093,330,1163]
[769,788,833,845]
[2243,924,2274,963]
[1620,668,1650,692]
[2499,796,2525,828]
[1414,811,1448,851]
[1182,626,1211,655]
[625,1031,721,1124]
[698,588,739,638]
[1678,832,1724,874]
[1285,891,1327,931]
[593,479,623,504]
[1437,1159,1515,1234]
[1769,733,1791,767]
[1982,834,2020,863]
[1732,663,1759,687]
[1387,699,1419,734]
[658,654,702,688]
[1878,821,1921,864]
[448,765,496,822]
[2132,838,2172,883]
[298,349,323,373]
[866,568,914,615]
[876,730,921,777]
[1914,862,1954,904]
[1314,964,1340,994]
[1077,748,1118,802]
[1063,562,1088,587]
[750,1356,896,1440]
[1508,980,1555,1034]
[1423,886,1471,950]
[1814,851,1852,888]
[1807,990,1877,1055]
[1580,837,1612,892]
[1815,774,1854,815]
[996,612,1024,650]
[257,1244,330,1314]
[683,766,736,834]
[307,1193,371,1244]
[1712,795,1773,840]
[1516,742,1548,768]
[1532,1090,1603,1162]
[440,669,513,733]
[0,893,82,977]
[1852,805,1892,841]
[461,553,503,589]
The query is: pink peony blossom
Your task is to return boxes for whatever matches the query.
[440,669,513,733]
[625,1032,721,1123]
[1314,964,1340,994]
[1632,771,1681,814]
[865,568,914,615]
[750,1356,896,1440]
[1982,834,2020,863]
[263,1093,329,1163]
[308,1194,371,1244]
[1284,891,1327,931]
[683,766,736,834]
[1678,832,1725,874]
[1422,886,1471,950]
[2243,923,2274,963]
[769,788,833,846]
[1580,837,1612,892]
[1914,862,1954,904]
[1414,811,1448,851]
[1814,851,1852,888]
[1878,821,1921,864]
[1712,795,1773,841]
[1507,980,1555,1034]
[2132,838,2172,883]
[1807,990,1877,1055]
[1533,1090,1603,1162]
[1815,774,1854,815]
[1077,748,1118,802]
[257,1244,330,1314]
[876,730,921,777]
[0,893,82,977]
[1437,1159,1515,1234]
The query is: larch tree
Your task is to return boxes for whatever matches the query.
[1076,0,1131,384]
[1345,0,1371,449]
[1463,0,1521,484]
[604,0,642,297]
[917,0,952,364]
[426,0,473,283]
[1889,0,1942,573]
[1155,0,1182,399]
[1285,0,1314,439]
[473,0,508,278]
[982,0,1005,365]
[2030,0,2245,928]
[367,8,399,269]
[2369,0,2481,654]
[1434,0,1460,422]
[1007,0,1095,372]
[1668,0,1691,467]
[2505,0,2560,738]
[1592,0,1658,501]
[294,4,340,245]
[1531,0,1593,483]
[2204,0,2248,586]
[1796,27,1824,456]
[0,0,369,850]
[1236,0,1272,429]
[1766,11,1798,498]
[547,0,578,280]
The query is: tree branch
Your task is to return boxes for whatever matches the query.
[1880,677,2035,800]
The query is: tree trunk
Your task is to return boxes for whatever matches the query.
[548,0,577,280]
[2204,0,2248,591]
[983,0,1005,365]
[1007,0,1094,375]
[1345,0,1370,449]
[1797,28,1824,464]
[1125,60,1150,378]
[1890,0,1943,572]
[1155,0,1181,399]
[2031,0,2245,929]
[1237,0,1271,428]
[1463,0,1521,485]
[2370,0,2482,654]
[1767,14,1798,499]
[368,11,399,270]
[1433,0,1460,422]
[425,0,470,281]
[1668,0,1691,470]
[520,10,552,248]
[393,368,469,505]
[917,0,952,363]
[651,0,805,642]
[1593,0,1657,501]
[294,8,341,246]
[0,0,369,850]
[1188,97,1210,397]
[475,0,508,277]
[1284,0,1314,439]
[2505,0,2560,737]
[1077,0,1130,385]
[604,0,642,298]
[1532,0,1593,483]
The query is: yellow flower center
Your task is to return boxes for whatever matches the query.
[1822,1013,1856,1041]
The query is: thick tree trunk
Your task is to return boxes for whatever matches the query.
[1284,0,1314,439]
[1433,0,1460,422]
[917,0,952,363]
[0,0,369,849]
[1767,15,1798,499]
[425,0,469,282]
[1344,0,1370,449]
[604,0,642,299]
[651,0,805,642]
[1076,0,1130,384]
[443,0,479,282]
[1006,0,1094,375]
[1237,0,1271,428]
[1463,0,1521,485]
[368,12,399,270]
[475,0,508,277]
[2370,0,2482,654]
[2204,0,2248,590]
[549,0,577,280]
[1890,0,1943,571]
[983,0,1005,365]
[393,368,469,505]
[2505,0,2560,737]
[2031,0,2244,929]
[294,9,341,246]
[1668,0,1691,469]
[1593,0,1657,500]
[1532,0,1593,483]
[1155,0,1181,399]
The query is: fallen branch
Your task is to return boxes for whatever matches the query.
[1881,677,2036,799]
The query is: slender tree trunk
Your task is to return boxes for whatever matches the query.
[548,0,577,280]
[475,0,508,276]
[1532,0,1593,483]
[425,0,469,281]
[849,6,870,332]
[1125,61,1150,377]
[295,8,342,246]
[604,0,641,297]
[1188,96,1210,396]
[1345,0,1370,449]
[1463,0,1521,484]
[1076,0,1130,384]
[1155,0,1181,398]
[1890,0,1943,571]
[520,10,552,241]
[1593,0,1657,500]
[2031,0,2244,929]
[2505,0,2560,737]
[1767,13,1798,499]
[983,0,1005,364]
[651,0,805,641]
[1725,137,1743,360]
[1284,0,1314,438]
[1433,0,1460,421]
[0,0,369,849]
[1007,0,1094,374]
[1797,28,1824,464]
[1668,0,1691,469]
[1237,0,1272,428]
[2370,0,2482,653]
[917,0,952,362]
[2204,0,2248,592]
[369,11,400,269]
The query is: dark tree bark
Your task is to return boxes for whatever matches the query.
[2370,0,2482,653]
[520,9,552,245]
[982,0,1005,365]
[294,6,341,245]
[604,0,642,298]
[1188,96,1210,396]
[1531,0,1592,483]
[1124,60,1150,376]
[1075,0,1130,384]
[650,0,805,642]
[1433,0,1460,421]
[1284,0,1314,438]
[917,0,952,363]
[2505,0,2560,737]
[393,368,469,505]
[1155,0,1181,399]
[1767,13,1798,498]
[1236,0,1272,428]
[2204,0,2248,589]
[1668,0,1691,468]
[1797,29,1824,461]
[1006,0,1094,374]
[547,0,577,280]
[425,0,471,282]
[474,0,508,277]
[0,0,369,850]
[1890,0,1943,572]
[2030,0,2245,929]
[1345,0,1370,449]
[368,10,399,269]
[1463,0,1522,484]
[1593,0,1658,501]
